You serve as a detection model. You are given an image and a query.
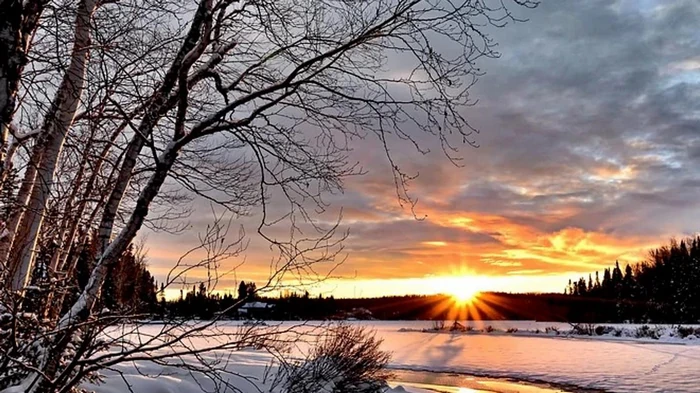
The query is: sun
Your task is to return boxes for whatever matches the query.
[450,286,481,304]
[429,275,487,306]
[440,274,487,305]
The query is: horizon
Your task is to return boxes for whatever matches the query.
[167,287,574,301]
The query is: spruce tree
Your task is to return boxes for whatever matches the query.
[238,281,248,300]
[602,268,612,298]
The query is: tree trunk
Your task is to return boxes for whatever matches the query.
[0,0,25,176]
[0,153,39,269]
[96,0,213,252]
[48,131,94,273]
[0,0,46,187]
[18,2,213,388]
[44,127,125,319]
[0,127,39,186]
[9,0,98,291]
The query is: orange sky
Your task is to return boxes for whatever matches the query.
[149,179,668,299]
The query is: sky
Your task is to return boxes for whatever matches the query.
[146,0,700,298]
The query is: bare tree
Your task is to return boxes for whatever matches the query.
[0,0,537,392]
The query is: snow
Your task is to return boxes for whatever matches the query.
[84,321,700,393]
[398,321,700,345]
[240,301,274,309]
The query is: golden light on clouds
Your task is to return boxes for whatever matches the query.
[422,241,448,247]
[448,217,475,227]
[144,142,669,299]
[146,203,662,298]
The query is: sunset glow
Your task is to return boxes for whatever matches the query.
[449,287,481,305]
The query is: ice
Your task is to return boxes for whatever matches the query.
[84,321,700,393]
[376,321,700,392]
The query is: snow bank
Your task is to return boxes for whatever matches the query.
[399,322,700,345]
[85,358,416,393]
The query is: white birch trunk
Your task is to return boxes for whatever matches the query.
[95,0,213,252]
[48,132,93,272]
[0,153,38,269]
[0,0,24,178]
[9,0,98,291]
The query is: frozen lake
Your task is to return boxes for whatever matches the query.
[370,321,700,393]
[93,320,700,393]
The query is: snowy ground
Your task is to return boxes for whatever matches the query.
[87,321,700,393]
[398,320,700,344]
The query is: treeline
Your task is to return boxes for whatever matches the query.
[98,243,159,315]
[163,283,241,320]
[160,283,339,320]
[157,291,601,322]
[567,237,700,323]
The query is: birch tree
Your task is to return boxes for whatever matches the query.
[0,0,536,391]
[7,0,100,291]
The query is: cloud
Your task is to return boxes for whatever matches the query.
[145,0,700,295]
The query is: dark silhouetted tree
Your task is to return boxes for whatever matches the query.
[567,237,700,323]
[238,280,248,300]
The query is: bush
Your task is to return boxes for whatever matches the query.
[594,325,615,336]
[545,326,560,335]
[677,326,695,338]
[571,323,595,336]
[506,328,518,334]
[279,325,391,393]
[432,320,446,331]
[635,325,662,340]
[484,325,494,333]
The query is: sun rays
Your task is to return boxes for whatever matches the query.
[449,286,481,305]
[412,274,497,321]
[441,278,481,306]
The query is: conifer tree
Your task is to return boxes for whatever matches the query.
[566,237,700,322]
[238,280,248,300]
[602,268,612,297]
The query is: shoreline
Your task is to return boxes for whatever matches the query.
[390,369,608,393]
[396,325,699,346]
